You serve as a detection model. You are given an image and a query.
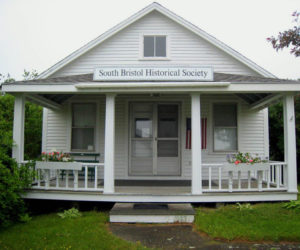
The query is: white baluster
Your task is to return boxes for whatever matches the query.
[66,170,69,188]
[248,171,251,189]
[228,171,233,192]
[94,166,98,189]
[85,166,88,189]
[218,167,222,190]
[208,167,212,190]
[73,170,78,190]
[238,170,241,190]
[56,170,59,188]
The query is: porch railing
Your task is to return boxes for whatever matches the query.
[27,162,104,192]
[202,162,288,193]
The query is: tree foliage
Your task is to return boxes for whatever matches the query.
[0,70,41,227]
[267,11,300,57]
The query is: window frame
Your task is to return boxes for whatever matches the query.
[70,102,98,152]
[212,102,238,153]
[139,33,170,60]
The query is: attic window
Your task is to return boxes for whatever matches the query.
[144,35,167,57]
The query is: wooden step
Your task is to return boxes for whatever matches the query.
[109,203,195,223]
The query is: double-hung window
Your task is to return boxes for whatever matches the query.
[143,35,167,58]
[213,103,237,152]
[71,103,96,151]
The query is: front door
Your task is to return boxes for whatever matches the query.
[129,103,180,176]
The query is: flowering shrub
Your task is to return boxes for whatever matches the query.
[227,152,268,165]
[40,151,73,162]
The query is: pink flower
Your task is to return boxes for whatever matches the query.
[42,152,46,155]
[235,160,240,165]
[249,159,253,163]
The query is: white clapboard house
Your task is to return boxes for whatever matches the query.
[2,2,299,203]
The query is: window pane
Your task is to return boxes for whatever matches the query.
[214,128,237,151]
[132,140,152,157]
[158,140,178,157]
[135,118,152,138]
[144,36,154,57]
[155,36,166,57]
[72,103,96,127]
[214,104,237,127]
[158,105,178,138]
[71,128,94,151]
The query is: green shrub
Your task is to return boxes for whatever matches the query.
[0,158,35,227]
[282,200,300,210]
[236,202,253,211]
[57,208,82,219]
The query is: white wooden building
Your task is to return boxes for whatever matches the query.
[2,2,299,203]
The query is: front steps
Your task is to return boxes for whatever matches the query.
[109,203,195,223]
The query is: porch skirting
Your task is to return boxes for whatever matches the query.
[23,189,297,203]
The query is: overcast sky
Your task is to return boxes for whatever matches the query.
[0,0,299,80]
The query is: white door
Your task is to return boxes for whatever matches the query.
[129,103,180,176]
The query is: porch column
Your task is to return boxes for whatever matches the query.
[104,94,116,194]
[283,94,298,193]
[12,94,25,163]
[191,93,202,194]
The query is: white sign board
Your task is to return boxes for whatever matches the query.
[93,66,213,81]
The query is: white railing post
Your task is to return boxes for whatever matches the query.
[283,95,298,193]
[12,94,25,163]
[191,93,202,194]
[104,94,116,194]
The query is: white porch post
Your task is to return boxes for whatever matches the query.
[283,94,298,193]
[12,94,25,163]
[191,93,202,194]
[104,94,116,194]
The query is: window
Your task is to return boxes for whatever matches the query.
[71,103,96,151]
[213,103,237,152]
[143,35,166,57]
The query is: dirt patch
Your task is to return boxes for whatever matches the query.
[109,223,300,250]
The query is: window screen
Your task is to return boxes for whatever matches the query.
[71,103,96,151]
[213,103,237,151]
[144,36,166,57]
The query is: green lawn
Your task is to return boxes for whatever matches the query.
[195,186,300,242]
[0,211,147,250]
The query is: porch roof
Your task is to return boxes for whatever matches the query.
[1,72,299,110]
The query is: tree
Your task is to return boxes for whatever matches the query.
[267,11,300,57]
[267,11,300,181]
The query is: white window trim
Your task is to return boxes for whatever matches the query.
[139,33,170,60]
[66,99,100,153]
[208,99,241,155]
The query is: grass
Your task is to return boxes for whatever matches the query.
[0,211,147,250]
[194,185,300,242]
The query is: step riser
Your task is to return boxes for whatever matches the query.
[110,215,194,223]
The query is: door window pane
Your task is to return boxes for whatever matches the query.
[132,141,153,157]
[158,105,178,138]
[135,118,152,138]
[158,140,178,157]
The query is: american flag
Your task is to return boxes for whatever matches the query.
[186,117,207,149]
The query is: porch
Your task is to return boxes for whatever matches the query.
[4,72,298,202]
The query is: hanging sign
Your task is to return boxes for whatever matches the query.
[93,66,213,81]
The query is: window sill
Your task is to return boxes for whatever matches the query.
[139,57,171,61]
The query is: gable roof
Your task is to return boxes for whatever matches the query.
[37,2,275,79]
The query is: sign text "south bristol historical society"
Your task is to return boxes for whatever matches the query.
[93,66,213,81]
